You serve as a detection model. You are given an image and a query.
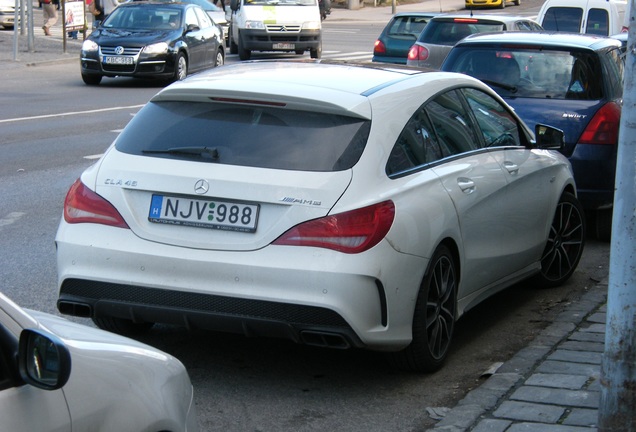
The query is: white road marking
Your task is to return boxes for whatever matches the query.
[0,105,145,124]
[0,212,26,227]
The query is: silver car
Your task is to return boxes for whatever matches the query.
[406,13,543,69]
[0,291,198,432]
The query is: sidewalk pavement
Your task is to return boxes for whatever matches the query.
[1,3,614,431]
[428,279,609,432]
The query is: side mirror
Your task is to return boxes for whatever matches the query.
[18,329,71,391]
[230,0,239,11]
[534,124,565,150]
[186,23,201,33]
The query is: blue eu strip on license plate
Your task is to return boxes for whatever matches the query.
[148,194,259,233]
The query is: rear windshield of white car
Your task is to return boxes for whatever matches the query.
[418,20,506,45]
[115,101,371,172]
[445,48,604,100]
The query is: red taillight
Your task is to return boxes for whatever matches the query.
[273,201,395,254]
[453,18,478,23]
[373,39,386,55]
[579,102,621,145]
[63,179,129,228]
[407,44,428,62]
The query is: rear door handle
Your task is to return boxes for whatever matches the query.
[457,177,475,194]
[503,161,519,175]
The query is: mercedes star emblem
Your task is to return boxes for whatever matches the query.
[194,179,209,195]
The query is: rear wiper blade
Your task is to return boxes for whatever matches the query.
[481,79,517,94]
[143,146,219,160]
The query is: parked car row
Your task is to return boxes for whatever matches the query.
[5,4,622,428]
[372,7,624,241]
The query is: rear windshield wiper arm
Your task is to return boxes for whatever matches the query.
[142,146,219,160]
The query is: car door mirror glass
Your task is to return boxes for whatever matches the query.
[535,124,565,150]
[18,329,71,391]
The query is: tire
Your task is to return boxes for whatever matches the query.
[238,34,251,60]
[388,244,457,372]
[295,48,305,55]
[173,52,188,82]
[310,43,322,59]
[215,48,225,67]
[229,28,238,54]
[595,208,612,242]
[536,192,586,287]
[514,0,520,5]
[82,73,102,85]
[93,316,154,336]
[499,0,506,8]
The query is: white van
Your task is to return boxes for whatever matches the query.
[537,0,628,35]
[228,0,322,60]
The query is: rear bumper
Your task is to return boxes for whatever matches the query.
[56,221,425,351]
[570,143,617,210]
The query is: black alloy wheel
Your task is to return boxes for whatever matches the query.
[389,244,457,372]
[538,192,586,287]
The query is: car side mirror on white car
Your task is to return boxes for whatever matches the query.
[18,329,71,391]
[534,124,565,150]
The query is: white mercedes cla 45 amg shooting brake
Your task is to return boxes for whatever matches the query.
[56,61,585,372]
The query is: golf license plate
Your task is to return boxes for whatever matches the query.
[103,56,134,65]
[273,43,294,49]
[149,194,259,233]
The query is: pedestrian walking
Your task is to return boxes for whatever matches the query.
[42,0,58,36]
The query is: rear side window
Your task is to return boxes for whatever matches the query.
[387,15,432,38]
[116,101,371,172]
[419,20,504,45]
[386,106,442,175]
[586,8,609,35]
[541,7,583,32]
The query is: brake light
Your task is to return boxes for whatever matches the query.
[63,179,129,228]
[374,40,386,55]
[579,102,621,145]
[273,201,395,254]
[496,51,514,59]
[407,44,429,62]
[453,18,478,23]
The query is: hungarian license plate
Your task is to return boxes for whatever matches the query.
[273,43,294,49]
[148,194,259,233]
[103,56,134,65]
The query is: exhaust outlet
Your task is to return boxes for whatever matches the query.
[300,330,350,349]
[58,300,92,318]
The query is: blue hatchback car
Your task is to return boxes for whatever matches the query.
[441,32,623,240]
[372,12,438,64]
